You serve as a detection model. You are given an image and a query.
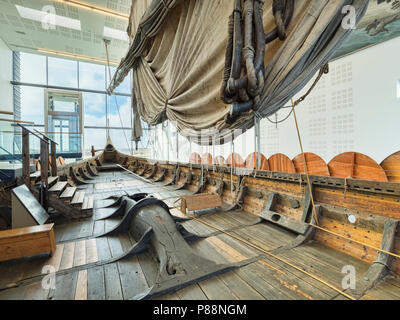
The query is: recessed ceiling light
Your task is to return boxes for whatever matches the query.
[54,0,129,20]
[103,27,129,42]
[15,5,81,31]
[37,48,119,65]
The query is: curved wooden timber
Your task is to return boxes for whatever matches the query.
[189,152,201,164]
[225,153,245,168]
[245,152,269,170]
[268,153,296,173]
[214,155,225,166]
[4,137,400,300]
[328,152,388,182]
[292,152,329,176]
[381,151,400,183]
[201,153,213,165]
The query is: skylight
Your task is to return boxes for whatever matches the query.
[15,5,81,31]
[103,27,129,42]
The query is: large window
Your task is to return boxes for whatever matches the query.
[20,52,46,85]
[79,62,106,91]
[83,92,106,127]
[20,86,44,125]
[48,57,78,88]
[106,66,131,94]
[107,95,131,128]
[14,52,134,158]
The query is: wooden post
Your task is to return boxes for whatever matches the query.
[40,139,49,210]
[22,128,30,189]
[50,141,57,177]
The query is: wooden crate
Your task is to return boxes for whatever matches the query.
[0,224,55,262]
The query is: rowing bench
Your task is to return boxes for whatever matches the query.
[0,224,56,262]
[180,193,222,214]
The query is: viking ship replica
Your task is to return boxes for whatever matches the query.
[1,0,400,301]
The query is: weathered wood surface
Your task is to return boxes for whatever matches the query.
[225,153,245,168]
[189,152,201,164]
[245,152,269,170]
[268,154,296,173]
[181,193,222,213]
[293,152,329,176]
[0,224,55,262]
[381,151,400,183]
[328,152,388,182]
[3,150,400,300]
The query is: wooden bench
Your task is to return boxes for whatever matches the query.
[180,193,222,214]
[0,224,55,262]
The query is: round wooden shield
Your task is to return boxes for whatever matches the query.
[292,152,329,176]
[328,152,387,182]
[245,152,269,170]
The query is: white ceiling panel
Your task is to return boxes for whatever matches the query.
[0,0,132,65]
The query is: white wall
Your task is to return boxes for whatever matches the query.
[260,36,400,164]
[0,37,13,156]
[151,37,400,165]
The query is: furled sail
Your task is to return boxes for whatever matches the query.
[108,0,369,145]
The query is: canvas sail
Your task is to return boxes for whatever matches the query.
[108,0,369,145]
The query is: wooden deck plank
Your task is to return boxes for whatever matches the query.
[48,181,68,193]
[93,220,105,237]
[0,285,27,300]
[175,284,208,300]
[96,237,111,261]
[23,280,49,300]
[86,238,99,264]
[75,270,88,300]
[73,240,86,267]
[217,272,264,300]
[87,266,105,300]
[60,222,84,242]
[82,195,94,211]
[107,236,124,258]
[198,276,239,300]
[118,256,149,300]
[71,191,86,205]
[46,243,64,271]
[59,242,75,270]
[104,263,123,300]
[52,271,78,300]
[60,186,77,199]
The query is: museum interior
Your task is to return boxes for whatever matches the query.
[0,0,400,301]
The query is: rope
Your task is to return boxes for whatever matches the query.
[266,108,294,124]
[265,64,329,125]
[291,99,319,225]
[286,65,400,260]
[104,41,132,155]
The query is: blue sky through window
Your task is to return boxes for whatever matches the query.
[18,52,133,153]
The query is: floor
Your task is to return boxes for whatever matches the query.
[0,169,399,300]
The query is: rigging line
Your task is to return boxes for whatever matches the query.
[291,98,319,225]
[187,214,355,300]
[104,40,132,155]
[266,107,294,124]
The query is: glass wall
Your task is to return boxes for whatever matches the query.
[14,52,135,158]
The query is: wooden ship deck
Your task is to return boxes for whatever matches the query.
[1,139,400,301]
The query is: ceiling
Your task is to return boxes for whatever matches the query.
[0,0,132,65]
